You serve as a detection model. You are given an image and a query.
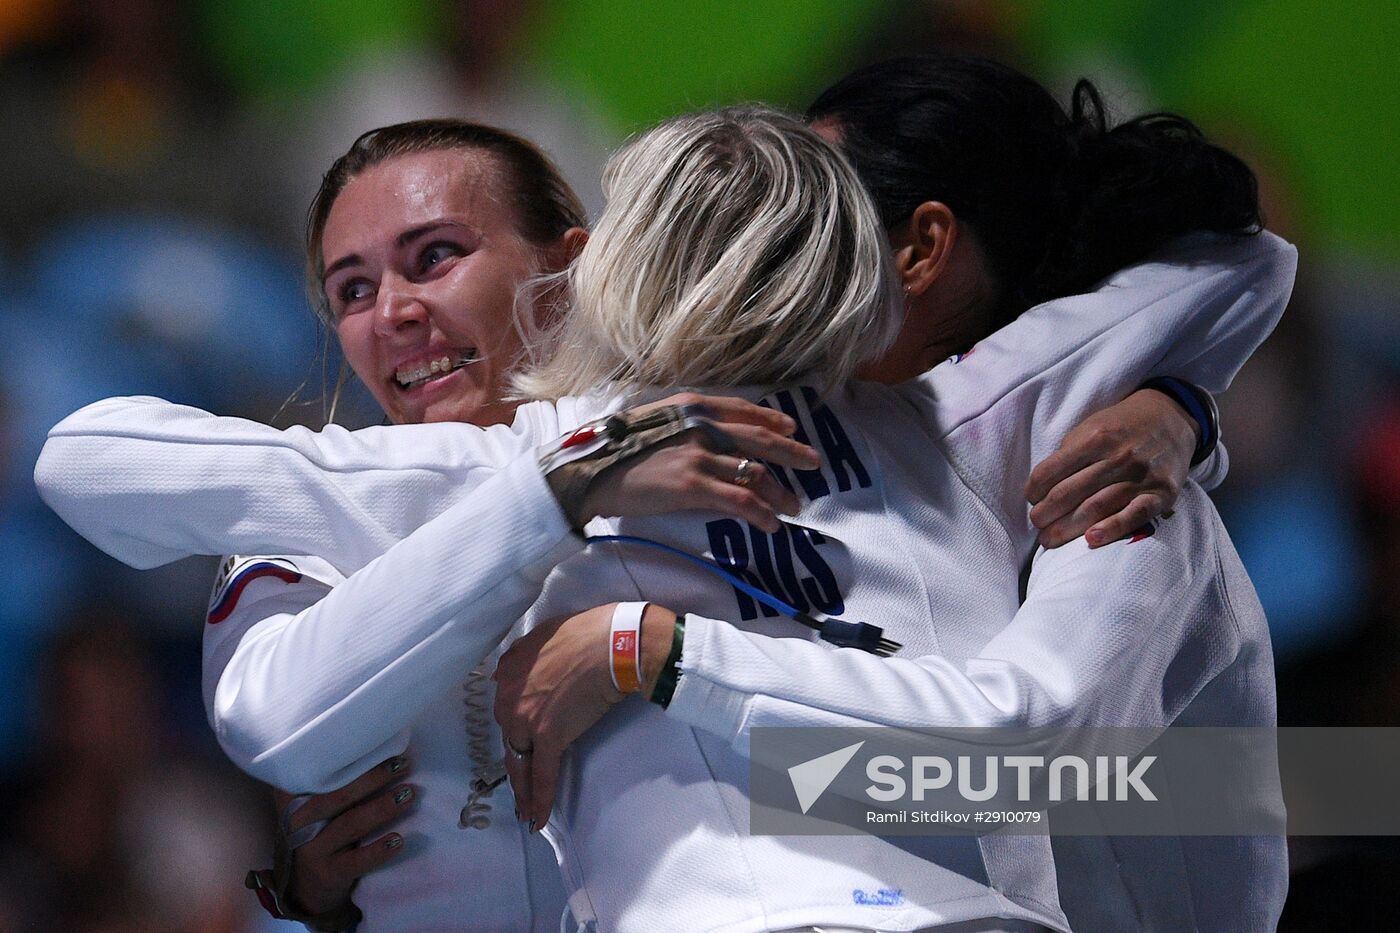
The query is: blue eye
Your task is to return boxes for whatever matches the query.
[330,280,374,316]
[340,281,373,303]
[419,242,461,272]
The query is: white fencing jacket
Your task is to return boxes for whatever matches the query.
[36,232,1296,932]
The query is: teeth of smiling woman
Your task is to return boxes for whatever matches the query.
[395,354,476,389]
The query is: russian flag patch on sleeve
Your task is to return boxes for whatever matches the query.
[207,556,304,624]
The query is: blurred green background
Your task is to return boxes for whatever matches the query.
[175,0,1399,258]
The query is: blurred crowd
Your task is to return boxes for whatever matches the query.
[0,1,1395,929]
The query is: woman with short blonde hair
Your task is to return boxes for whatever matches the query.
[520,107,900,399]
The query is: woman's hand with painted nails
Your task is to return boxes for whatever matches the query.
[273,755,416,916]
[1026,388,1196,548]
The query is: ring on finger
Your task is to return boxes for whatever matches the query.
[732,457,754,488]
[506,738,533,761]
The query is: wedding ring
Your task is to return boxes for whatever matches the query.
[733,458,754,487]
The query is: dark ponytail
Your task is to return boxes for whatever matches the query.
[1036,79,1262,305]
[808,55,1261,324]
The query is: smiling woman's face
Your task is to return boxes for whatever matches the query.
[320,148,540,426]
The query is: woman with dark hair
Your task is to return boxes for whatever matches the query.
[809,53,1260,325]
[804,55,1261,548]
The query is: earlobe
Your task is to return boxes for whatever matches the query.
[904,201,957,298]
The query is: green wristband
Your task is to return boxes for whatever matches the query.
[649,617,686,709]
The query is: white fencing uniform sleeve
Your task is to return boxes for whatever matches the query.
[905,231,1295,540]
[911,231,1296,436]
[1190,441,1229,492]
[192,454,582,793]
[199,556,414,791]
[666,488,1243,754]
[35,395,559,573]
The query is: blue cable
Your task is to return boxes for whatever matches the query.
[584,533,900,656]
